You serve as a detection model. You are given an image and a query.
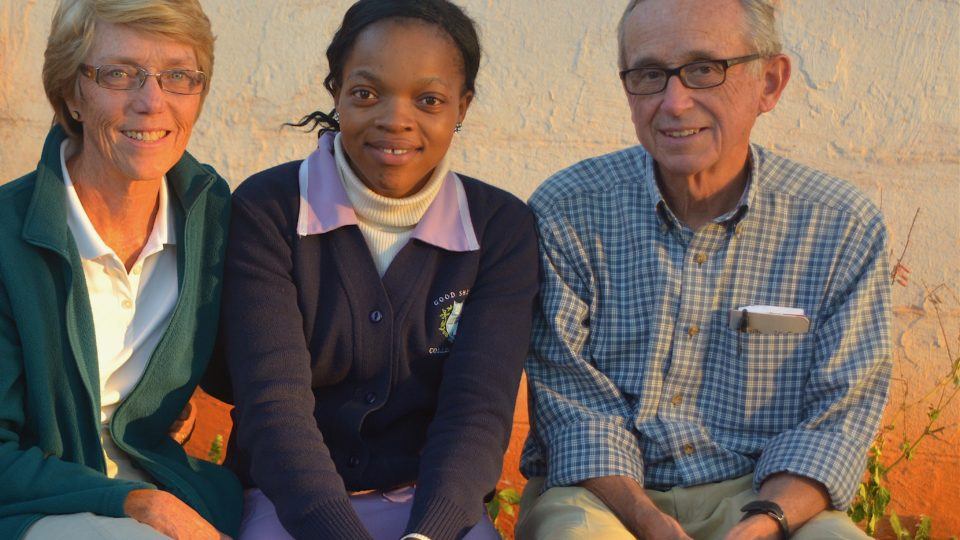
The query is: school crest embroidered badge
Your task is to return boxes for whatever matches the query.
[438,300,464,341]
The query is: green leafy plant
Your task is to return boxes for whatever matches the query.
[889,512,931,540]
[486,486,521,539]
[849,438,891,535]
[848,210,959,538]
[208,433,224,464]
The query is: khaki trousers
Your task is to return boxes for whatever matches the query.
[516,475,869,540]
[24,513,169,540]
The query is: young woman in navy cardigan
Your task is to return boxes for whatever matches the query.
[221,1,539,539]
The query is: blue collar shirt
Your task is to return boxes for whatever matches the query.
[520,143,891,510]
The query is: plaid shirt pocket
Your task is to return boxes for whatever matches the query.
[714,328,814,433]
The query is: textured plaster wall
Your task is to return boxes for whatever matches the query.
[2,0,958,535]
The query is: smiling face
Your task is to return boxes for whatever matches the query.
[333,18,473,199]
[622,0,786,186]
[66,22,202,184]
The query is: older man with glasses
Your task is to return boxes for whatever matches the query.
[516,1,890,539]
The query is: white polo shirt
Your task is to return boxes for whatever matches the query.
[61,141,178,480]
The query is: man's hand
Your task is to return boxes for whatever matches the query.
[722,514,781,540]
[632,505,692,539]
[168,398,196,445]
[124,489,231,540]
[722,473,830,539]
[580,476,692,540]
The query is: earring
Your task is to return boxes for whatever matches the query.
[70,110,81,121]
[332,110,340,122]
[454,122,462,133]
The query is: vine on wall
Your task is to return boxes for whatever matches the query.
[848,209,960,539]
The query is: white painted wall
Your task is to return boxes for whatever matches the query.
[1,0,958,528]
[3,1,957,282]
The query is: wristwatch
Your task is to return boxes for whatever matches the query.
[740,500,790,539]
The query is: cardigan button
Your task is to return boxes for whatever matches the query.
[348,456,360,467]
[364,392,378,405]
[369,310,383,323]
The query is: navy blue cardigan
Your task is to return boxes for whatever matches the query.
[221,161,538,540]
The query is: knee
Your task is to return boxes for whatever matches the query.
[517,483,631,540]
[791,511,870,540]
[517,489,590,540]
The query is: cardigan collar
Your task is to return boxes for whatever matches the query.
[296,132,479,252]
[22,124,215,256]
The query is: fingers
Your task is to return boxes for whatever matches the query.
[169,421,188,444]
[179,403,192,420]
[126,489,222,540]
[169,398,198,445]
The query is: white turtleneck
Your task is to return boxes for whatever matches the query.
[334,133,449,276]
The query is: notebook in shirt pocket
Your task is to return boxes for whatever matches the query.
[717,327,814,433]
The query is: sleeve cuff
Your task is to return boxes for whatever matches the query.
[102,482,153,518]
[288,496,373,540]
[754,429,869,510]
[544,418,645,490]
[405,493,471,540]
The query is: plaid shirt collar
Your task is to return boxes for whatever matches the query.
[643,145,759,231]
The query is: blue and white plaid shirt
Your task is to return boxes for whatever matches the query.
[520,144,891,510]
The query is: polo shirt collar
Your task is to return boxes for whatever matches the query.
[60,139,176,263]
[297,132,479,252]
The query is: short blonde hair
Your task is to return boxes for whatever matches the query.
[43,0,215,137]
[617,0,782,69]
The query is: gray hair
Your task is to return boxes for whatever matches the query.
[617,0,783,69]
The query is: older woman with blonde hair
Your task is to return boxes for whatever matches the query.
[0,1,239,538]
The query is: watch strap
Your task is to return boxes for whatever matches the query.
[740,500,790,539]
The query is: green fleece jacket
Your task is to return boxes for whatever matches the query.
[0,126,240,538]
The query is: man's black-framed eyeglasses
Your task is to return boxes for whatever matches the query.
[78,64,207,95]
[619,54,762,96]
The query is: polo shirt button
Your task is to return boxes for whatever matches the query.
[121,299,133,309]
[348,456,360,467]
[369,310,383,323]
[364,392,377,404]
[683,443,695,456]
